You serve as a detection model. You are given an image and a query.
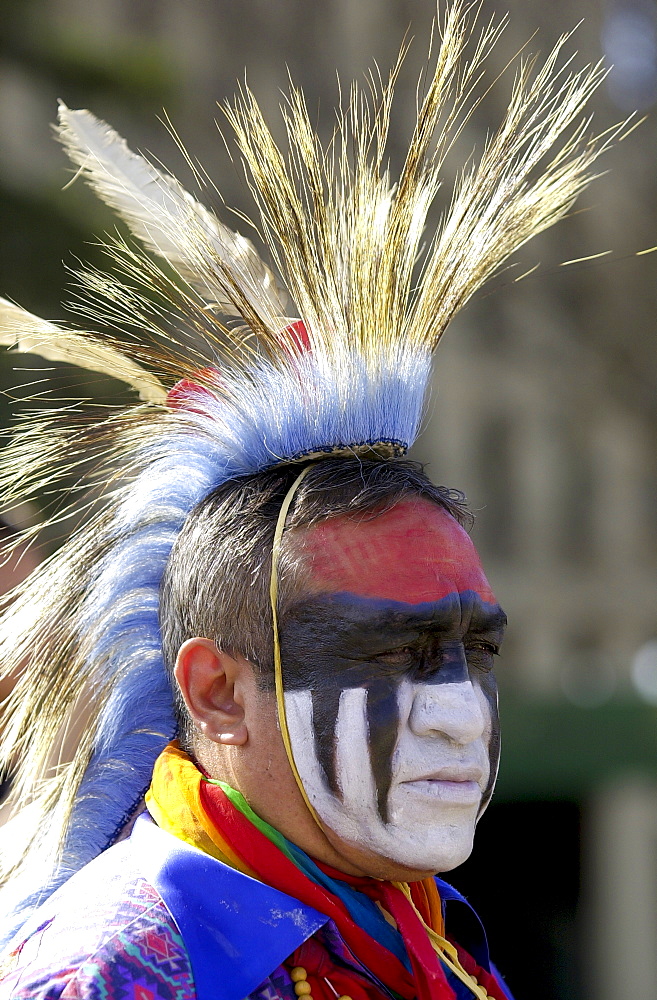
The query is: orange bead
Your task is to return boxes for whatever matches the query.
[290,968,307,983]
[338,996,353,1000]
[294,982,312,996]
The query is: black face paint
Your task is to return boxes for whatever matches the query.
[365,677,400,821]
[280,590,506,821]
[310,686,342,795]
[477,669,500,811]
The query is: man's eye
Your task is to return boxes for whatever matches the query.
[465,641,499,670]
[467,641,499,654]
[374,646,416,666]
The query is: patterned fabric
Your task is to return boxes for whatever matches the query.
[0,818,325,1000]
[0,817,514,1000]
[0,900,485,1000]
[0,879,384,1000]
[0,877,195,1000]
[0,870,297,1000]
[147,744,504,1000]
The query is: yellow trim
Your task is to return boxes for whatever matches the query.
[393,883,493,1000]
[269,463,323,828]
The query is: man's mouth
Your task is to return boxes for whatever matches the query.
[401,768,484,804]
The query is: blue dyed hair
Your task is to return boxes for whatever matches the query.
[0,355,436,949]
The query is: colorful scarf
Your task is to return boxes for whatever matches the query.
[146,743,504,1000]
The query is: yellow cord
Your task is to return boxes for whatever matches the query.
[270,463,323,828]
[392,883,494,1000]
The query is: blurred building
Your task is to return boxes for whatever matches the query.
[1,1,656,997]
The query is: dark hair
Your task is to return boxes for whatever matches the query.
[159,457,470,745]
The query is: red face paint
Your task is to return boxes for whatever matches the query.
[284,498,503,835]
[300,498,495,605]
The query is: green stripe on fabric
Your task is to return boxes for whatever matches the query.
[203,777,298,864]
[203,778,410,976]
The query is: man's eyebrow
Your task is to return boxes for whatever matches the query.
[469,606,507,633]
[283,592,456,639]
[341,603,508,645]
[323,593,460,627]
[282,593,508,648]
[290,592,507,636]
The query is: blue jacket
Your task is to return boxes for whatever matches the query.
[0,815,513,1000]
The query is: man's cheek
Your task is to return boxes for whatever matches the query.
[305,678,402,823]
[333,688,380,814]
[305,666,375,796]
[284,687,381,824]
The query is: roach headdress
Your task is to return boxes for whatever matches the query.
[0,2,618,945]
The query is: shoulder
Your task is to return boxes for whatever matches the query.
[0,816,327,1000]
[0,840,195,999]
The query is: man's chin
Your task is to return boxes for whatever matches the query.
[332,845,475,882]
[383,835,476,877]
[321,818,477,881]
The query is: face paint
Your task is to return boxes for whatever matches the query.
[280,499,506,872]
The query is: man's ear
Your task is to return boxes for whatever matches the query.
[174,637,248,746]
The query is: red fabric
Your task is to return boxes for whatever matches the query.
[290,937,376,1000]
[278,319,311,355]
[450,941,508,1000]
[200,781,458,1000]
[167,367,223,412]
[378,884,452,1000]
[315,865,451,1000]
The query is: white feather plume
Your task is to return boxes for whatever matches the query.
[56,103,288,322]
[0,298,166,403]
[0,3,625,949]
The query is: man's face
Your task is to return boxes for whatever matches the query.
[280,498,506,873]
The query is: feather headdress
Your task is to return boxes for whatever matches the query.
[0,1,620,946]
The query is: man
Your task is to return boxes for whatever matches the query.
[0,4,611,997]
[2,461,509,999]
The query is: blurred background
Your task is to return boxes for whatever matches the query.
[0,0,656,996]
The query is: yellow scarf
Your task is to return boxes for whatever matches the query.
[145,741,257,877]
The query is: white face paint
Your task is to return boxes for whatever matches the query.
[285,675,493,872]
[281,499,504,873]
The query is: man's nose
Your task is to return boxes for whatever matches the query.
[408,680,486,744]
